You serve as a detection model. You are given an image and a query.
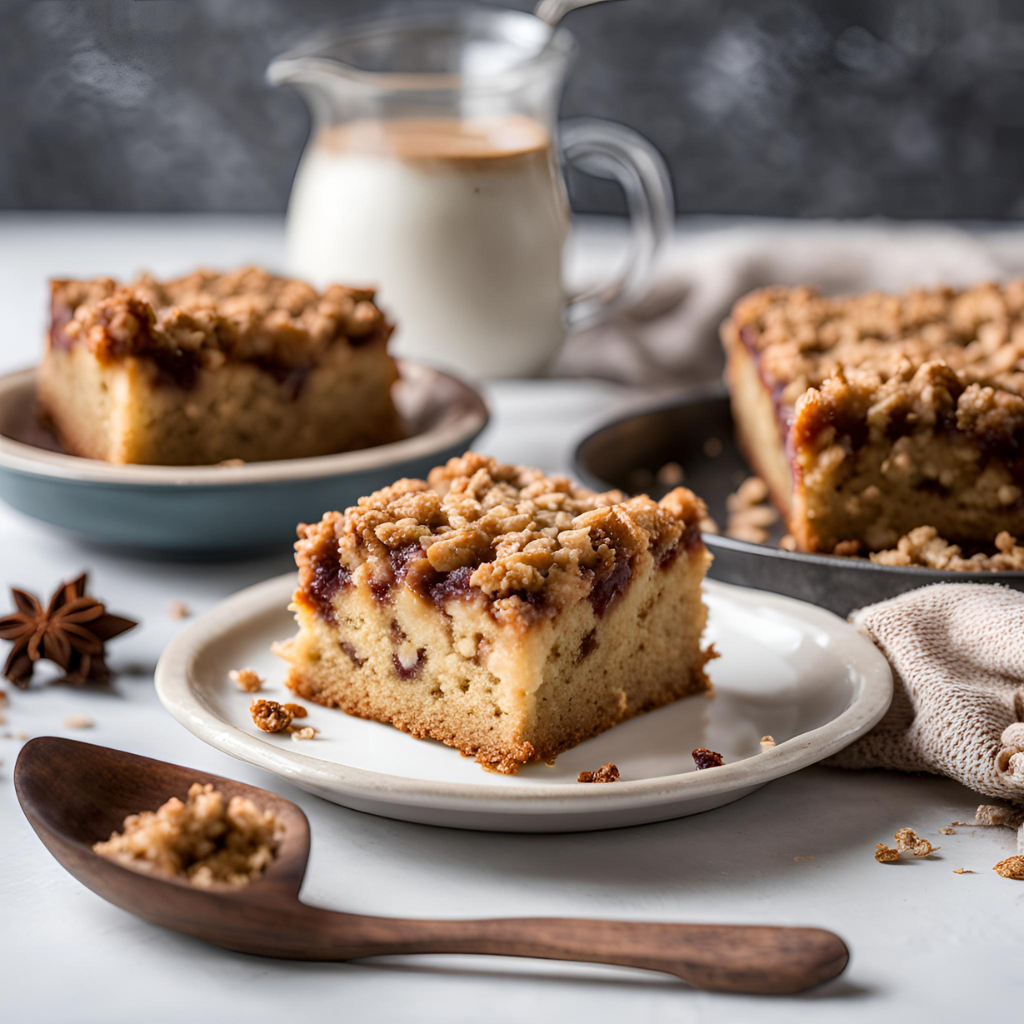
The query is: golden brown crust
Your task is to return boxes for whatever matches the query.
[51,265,392,369]
[295,452,707,623]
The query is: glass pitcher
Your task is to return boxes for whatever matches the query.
[268,4,673,378]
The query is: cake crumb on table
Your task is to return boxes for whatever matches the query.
[760,735,777,751]
[230,668,264,693]
[290,726,317,741]
[976,804,1024,828]
[993,855,1024,880]
[168,601,190,620]
[875,844,900,863]
[577,763,620,783]
[952,868,974,875]
[64,715,94,729]
[282,703,308,718]
[92,782,281,887]
[938,827,956,836]
[250,699,294,733]
[894,827,937,857]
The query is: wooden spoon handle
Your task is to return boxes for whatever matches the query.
[293,911,848,994]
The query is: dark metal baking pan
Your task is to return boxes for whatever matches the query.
[573,386,1024,616]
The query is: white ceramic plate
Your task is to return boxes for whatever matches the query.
[155,575,892,832]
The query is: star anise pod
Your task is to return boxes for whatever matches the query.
[0,573,137,689]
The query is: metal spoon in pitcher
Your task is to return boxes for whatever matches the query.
[534,0,620,28]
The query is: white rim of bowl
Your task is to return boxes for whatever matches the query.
[155,576,894,813]
[0,361,488,487]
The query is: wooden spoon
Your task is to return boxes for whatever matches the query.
[15,737,848,994]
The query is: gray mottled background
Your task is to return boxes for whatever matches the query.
[4,0,1024,217]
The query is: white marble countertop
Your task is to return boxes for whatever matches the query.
[2,215,1021,1024]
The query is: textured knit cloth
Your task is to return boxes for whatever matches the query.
[829,583,1024,852]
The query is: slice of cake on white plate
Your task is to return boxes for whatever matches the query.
[277,452,714,774]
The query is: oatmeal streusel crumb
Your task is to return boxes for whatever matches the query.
[64,715,94,729]
[52,266,390,368]
[875,843,900,863]
[577,762,620,783]
[692,747,725,770]
[296,452,706,619]
[731,282,1024,435]
[894,827,936,857]
[231,668,264,693]
[168,601,190,620]
[760,735,777,751]
[93,782,280,887]
[870,527,1024,571]
[250,699,294,733]
[282,703,308,718]
[290,726,317,741]
[938,827,956,835]
[952,868,974,874]
[993,855,1024,879]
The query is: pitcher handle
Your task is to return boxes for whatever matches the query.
[560,118,675,332]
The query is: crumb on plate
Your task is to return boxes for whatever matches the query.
[577,762,620,784]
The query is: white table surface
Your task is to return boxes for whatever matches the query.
[2,214,1022,1024]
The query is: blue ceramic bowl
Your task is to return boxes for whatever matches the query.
[0,362,488,556]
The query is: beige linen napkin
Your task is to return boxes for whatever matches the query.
[830,583,1024,852]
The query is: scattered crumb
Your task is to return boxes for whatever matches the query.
[168,601,190,620]
[577,762,620,784]
[290,726,317,741]
[793,855,815,862]
[692,747,725,770]
[832,539,861,557]
[894,827,937,857]
[938,827,956,836]
[779,534,798,551]
[93,782,281,887]
[726,476,769,512]
[724,476,777,543]
[993,856,1024,880]
[702,437,723,458]
[0,713,5,726]
[952,868,974,875]
[976,804,1024,828]
[656,461,685,487]
[3,731,29,740]
[250,699,294,733]
[282,703,308,719]
[544,758,557,767]
[875,844,900,863]
[0,689,7,704]
[230,668,264,693]
[64,715,94,729]
[218,458,246,467]
[869,527,1024,572]
[760,735,777,751]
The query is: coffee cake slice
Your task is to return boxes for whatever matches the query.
[722,282,1024,553]
[278,453,713,774]
[39,266,399,465]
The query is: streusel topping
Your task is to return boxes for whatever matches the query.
[93,782,281,888]
[52,266,391,368]
[731,283,1024,438]
[295,453,706,620]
